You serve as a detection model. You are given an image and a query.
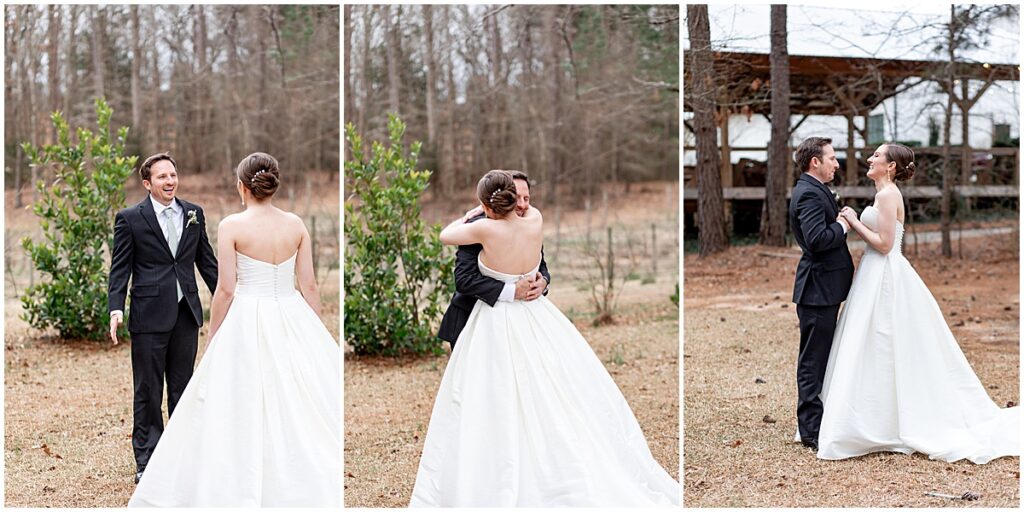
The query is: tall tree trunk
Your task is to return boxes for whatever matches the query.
[63,6,77,119]
[423,5,437,146]
[687,5,728,255]
[148,6,161,150]
[384,5,401,115]
[90,5,105,100]
[357,6,374,140]
[760,5,789,246]
[343,5,354,138]
[443,6,457,198]
[422,5,440,194]
[544,7,563,206]
[130,5,142,136]
[193,5,210,172]
[47,5,60,143]
[940,5,955,257]
[9,10,23,207]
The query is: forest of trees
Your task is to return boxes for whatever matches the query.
[344,5,679,208]
[5,5,339,207]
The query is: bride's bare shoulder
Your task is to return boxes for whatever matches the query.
[218,212,242,229]
[873,186,902,210]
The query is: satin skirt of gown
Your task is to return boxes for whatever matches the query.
[814,206,1019,463]
[128,252,341,507]
[410,256,680,507]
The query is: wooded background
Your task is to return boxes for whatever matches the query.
[5,5,340,207]
[344,4,679,208]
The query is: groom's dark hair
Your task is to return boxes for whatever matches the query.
[794,137,832,173]
[139,152,177,181]
[509,170,530,188]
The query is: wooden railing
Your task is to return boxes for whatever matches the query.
[683,185,1018,200]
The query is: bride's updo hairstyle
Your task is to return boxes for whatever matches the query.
[884,143,916,182]
[477,170,517,216]
[236,152,281,199]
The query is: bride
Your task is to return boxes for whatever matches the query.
[409,170,680,507]
[128,153,341,506]
[815,143,1019,463]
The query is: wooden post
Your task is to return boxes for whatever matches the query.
[585,196,592,247]
[846,114,857,186]
[606,226,614,298]
[719,109,733,234]
[651,223,657,277]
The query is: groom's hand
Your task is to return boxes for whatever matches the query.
[514,276,535,300]
[524,272,546,301]
[837,216,850,233]
[109,312,123,345]
[463,205,484,222]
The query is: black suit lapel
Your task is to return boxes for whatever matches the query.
[139,197,174,259]
[175,199,196,259]
[800,174,838,217]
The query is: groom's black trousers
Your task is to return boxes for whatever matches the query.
[129,300,199,471]
[795,303,840,442]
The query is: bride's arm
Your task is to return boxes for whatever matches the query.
[846,191,899,254]
[208,219,238,339]
[295,217,322,317]
[440,208,490,246]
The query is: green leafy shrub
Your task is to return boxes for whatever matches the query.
[344,115,454,355]
[20,98,137,340]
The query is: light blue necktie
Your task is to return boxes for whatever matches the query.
[162,207,183,301]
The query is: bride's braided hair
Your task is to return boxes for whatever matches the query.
[236,152,281,199]
[477,170,517,216]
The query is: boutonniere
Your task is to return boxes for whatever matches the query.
[186,210,198,228]
[830,188,841,204]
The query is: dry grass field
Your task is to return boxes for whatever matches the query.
[683,226,1020,508]
[344,182,681,507]
[4,174,339,507]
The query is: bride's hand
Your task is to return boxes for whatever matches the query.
[839,207,858,224]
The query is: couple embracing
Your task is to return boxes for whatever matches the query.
[409,170,681,507]
[790,137,1019,463]
[108,152,340,506]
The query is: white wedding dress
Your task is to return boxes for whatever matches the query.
[815,206,1019,463]
[128,252,341,507]
[409,256,680,507]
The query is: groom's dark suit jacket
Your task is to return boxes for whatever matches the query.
[437,213,551,344]
[789,173,854,306]
[108,197,218,333]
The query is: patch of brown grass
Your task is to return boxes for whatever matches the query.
[683,228,1020,507]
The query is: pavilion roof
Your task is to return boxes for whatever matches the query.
[683,51,1020,116]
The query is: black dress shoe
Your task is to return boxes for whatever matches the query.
[801,438,819,451]
[135,470,145,484]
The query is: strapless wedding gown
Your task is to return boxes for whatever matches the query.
[816,206,1019,463]
[128,252,341,507]
[410,256,680,507]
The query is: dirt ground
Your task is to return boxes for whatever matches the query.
[344,183,680,507]
[4,175,340,507]
[683,226,1020,508]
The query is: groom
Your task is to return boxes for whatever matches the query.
[107,152,218,483]
[788,137,855,451]
[438,170,551,348]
